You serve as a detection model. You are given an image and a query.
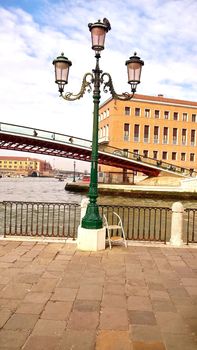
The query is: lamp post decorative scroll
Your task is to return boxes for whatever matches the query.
[53,18,144,230]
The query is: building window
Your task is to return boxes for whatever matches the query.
[153,151,158,159]
[172,152,177,161]
[173,112,178,120]
[162,152,167,160]
[164,111,169,119]
[163,127,168,144]
[124,123,130,141]
[173,128,178,144]
[135,108,140,116]
[134,124,140,142]
[154,126,159,143]
[144,125,149,143]
[125,107,131,115]
[182,113,187,121]
[143,150,148,158]
[154,110,160,118]
[191,129,195,146]
[145,109,150,118]
[192,114,196,122]
[106,108,109,117]
[182,129,187,145]
[181,153,186,161]
[190,153,195,162]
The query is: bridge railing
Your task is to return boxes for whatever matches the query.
[99,144,196,177]
[0,122,92,149]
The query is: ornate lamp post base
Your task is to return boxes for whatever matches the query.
[81,202,102,229]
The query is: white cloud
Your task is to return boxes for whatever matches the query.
[0,0,197,170]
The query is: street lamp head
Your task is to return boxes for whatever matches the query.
[88,18,111,52]
[125,52,144,93]
[52,53,72,94]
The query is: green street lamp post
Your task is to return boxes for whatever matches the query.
[53,18,144,230]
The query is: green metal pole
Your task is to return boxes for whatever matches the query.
[81,54,103,229]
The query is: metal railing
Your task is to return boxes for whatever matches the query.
[185,208,197,244]
[0,201,196,244]
[99,204,172,243]
[1,201,80,239]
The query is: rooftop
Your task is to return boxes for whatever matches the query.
[100,93,197,109]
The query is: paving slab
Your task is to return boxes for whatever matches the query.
[0,240,196,349]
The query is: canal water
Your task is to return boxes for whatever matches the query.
[0,177,196,242]
[0,177,196,209]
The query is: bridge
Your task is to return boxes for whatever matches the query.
[0,122,195,178]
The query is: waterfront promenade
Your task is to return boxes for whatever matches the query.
[0,239,196,349]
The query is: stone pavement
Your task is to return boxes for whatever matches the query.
[0,240,196,350]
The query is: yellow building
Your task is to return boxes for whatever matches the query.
[0,156,52,177]
[98,94,197,174]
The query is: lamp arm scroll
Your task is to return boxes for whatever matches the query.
[62,73,94,101]
[101,72,134,100]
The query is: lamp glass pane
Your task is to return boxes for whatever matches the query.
[55,61,69,84]
[127,62,141,83]
[91,26,106,51]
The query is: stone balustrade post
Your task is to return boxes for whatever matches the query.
[170,202,184,246]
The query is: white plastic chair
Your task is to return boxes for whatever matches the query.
[103,212,127,249]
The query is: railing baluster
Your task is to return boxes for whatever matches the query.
[148,208,151,240]
[52,204,55,237]
[62,204,66,237]
[31,203,34,235]
[192,210,195,243]
[26,204,29,235]
[137,207,140,239]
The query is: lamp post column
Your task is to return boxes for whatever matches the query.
[81,53,103,229]
[73,161,76,182]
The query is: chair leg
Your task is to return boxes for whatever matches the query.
[121,227,127,248]
[107,229,112,249]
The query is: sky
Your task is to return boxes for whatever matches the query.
[0,0,197,170]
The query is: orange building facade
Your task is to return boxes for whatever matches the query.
[98,94,197,174]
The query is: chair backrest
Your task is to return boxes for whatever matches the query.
[113,212,122,227]
[103,214,108,228]
[103,212,122,228]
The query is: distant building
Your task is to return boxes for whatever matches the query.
[0,156,53,177]
[98,94,197,174]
